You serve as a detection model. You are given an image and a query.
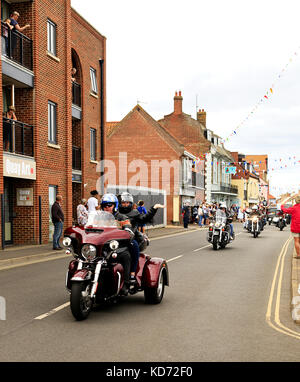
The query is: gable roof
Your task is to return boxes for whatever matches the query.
[107,104,185,156]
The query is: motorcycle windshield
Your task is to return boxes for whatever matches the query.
[85,211,118,228]
[215,211,227,224]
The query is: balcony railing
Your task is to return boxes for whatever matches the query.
[3,117,34,157]
[212,182,239,195]
[1,21,33,71]
[72,81,81,108]
[72,146,81,171]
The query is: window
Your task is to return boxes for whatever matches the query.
[90,128,96,161]
[47,19,57,56]
[90,67,98,94]
[48,101,57,144]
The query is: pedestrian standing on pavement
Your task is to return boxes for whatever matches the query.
[51,195,64,250]
[182,203,190,229]
[281,196,300,259]
[77,198,88,226]
[87,190,100,212]
[198,204,204,226]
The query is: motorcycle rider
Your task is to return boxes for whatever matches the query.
[118,192,165,282]
[99,193,134,295]
[248,205,262,231]
[217,203,235,239]
[275,208,285,227]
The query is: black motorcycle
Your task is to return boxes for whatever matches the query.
[277,216,286,231]
[207,215,234,250]
[247,215,261,238]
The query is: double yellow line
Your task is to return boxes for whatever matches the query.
[266,236,300,340]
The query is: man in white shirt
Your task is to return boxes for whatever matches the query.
[87,190,100,212]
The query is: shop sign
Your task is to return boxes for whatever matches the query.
[17,188,33,206]
[225,166,237,175]
[3,154,36,180]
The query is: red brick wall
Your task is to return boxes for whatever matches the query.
[106,108,181,224]
[0,1,106,246]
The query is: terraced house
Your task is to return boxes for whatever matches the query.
[0,0,106,247]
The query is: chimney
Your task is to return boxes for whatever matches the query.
[197,109,206,128]
[174,90,183,114]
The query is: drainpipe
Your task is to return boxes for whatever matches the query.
[99,59,104,195]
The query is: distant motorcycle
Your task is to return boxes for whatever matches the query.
[277,216,286,231]
[207,216,234,250]
[247,215,261,238]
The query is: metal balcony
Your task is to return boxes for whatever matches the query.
[72,146,81,171]
[1,21,33,71]
[3,117,34,157]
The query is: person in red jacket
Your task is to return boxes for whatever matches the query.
[281,195,300,259]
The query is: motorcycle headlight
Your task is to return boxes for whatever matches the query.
[109,240,119,251]
[62,237,72,247]
[81,244,97,260]
[215,222,220,228]
[253,218,258,222]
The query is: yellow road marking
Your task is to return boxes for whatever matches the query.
[266,236,300,340]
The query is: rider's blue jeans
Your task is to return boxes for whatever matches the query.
[129,239,140,273]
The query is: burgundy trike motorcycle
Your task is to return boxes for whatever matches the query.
[63,211,169,320]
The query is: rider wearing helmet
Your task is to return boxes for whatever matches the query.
[118,192,165,282]
[100,193,134,295]
[218,202,235,239]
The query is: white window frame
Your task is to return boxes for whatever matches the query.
[48,101,57,144]
[90,67,98,94]
[90,128,96,161]
[47,19,57,56]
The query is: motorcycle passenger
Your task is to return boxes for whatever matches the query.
[118,192,165,282]
[100,193,133,295]
[217,203,235,239]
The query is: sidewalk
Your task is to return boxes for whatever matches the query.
[0,224,204,270]
[291,248,300,324]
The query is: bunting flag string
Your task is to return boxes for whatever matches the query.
[221,45,300,144]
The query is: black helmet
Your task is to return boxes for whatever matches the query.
[118,192,133,214]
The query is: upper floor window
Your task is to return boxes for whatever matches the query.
[48,101,57,144]
[90,128,96,161]
[47,19,57,56]
[90,67,98,94]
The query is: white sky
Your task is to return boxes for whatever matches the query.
[71,0,300,197]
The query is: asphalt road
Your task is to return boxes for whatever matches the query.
[0,223,299,362]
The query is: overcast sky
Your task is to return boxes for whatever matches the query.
[71,0,300,197]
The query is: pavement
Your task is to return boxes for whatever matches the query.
[0,224,204,270]
[291,247,300,324]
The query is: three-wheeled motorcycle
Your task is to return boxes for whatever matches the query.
[63,211,169,320]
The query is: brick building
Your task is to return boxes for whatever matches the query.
[158,92,210,205]
[105,100,208,225]
[1,0,106,247]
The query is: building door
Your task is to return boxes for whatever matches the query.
[4,181,13,244]
[49,185,57,241]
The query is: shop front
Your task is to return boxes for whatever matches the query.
[2,153,36,246]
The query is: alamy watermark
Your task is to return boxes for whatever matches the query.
[95,152,205,195]
[0,296,6,320]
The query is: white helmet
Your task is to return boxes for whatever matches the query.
[220,203,227,209]
[252,205,258,210]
